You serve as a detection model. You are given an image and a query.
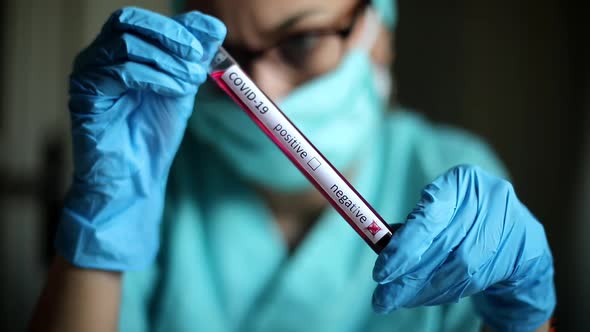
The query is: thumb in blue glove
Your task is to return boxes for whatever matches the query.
[372,165,555,332]
[55,7,226,271]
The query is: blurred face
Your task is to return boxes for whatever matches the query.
[187,0,392,99]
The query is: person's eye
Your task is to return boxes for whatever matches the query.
[277,33,322,67]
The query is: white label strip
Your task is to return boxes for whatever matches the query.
[221,65,388,243]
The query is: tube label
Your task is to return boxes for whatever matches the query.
[221,65,389,243]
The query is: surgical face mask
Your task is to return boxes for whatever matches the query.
[189,9,388,192]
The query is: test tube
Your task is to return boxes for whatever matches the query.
[208,47,395,253]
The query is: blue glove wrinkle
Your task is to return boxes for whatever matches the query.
[474,256,555,332]
[118,33,207,85]
[173,11,227,65]
[110,7,204,62]
[96,62,198,97]
[406,272,472,307]
[373,279,410,313]
[373,175,458,283]
[70,72,115,97]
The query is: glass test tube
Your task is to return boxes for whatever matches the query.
[208,47,394,253]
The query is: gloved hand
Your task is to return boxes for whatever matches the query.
[54,7,226,270]
[373,165,555,332]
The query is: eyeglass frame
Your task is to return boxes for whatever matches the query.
[221,0,372,81]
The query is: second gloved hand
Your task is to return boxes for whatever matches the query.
[372,165,555,332]
[55,7,226,270]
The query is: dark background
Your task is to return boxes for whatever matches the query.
[395,0,589,330]
[1,0,588,330]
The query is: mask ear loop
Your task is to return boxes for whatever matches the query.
[356,7,381,52]
[355,7,393,104]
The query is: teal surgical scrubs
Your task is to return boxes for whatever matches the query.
[119,110,507,331]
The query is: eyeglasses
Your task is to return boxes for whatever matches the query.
[222,0,370,85]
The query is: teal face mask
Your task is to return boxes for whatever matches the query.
[190,12,387,192]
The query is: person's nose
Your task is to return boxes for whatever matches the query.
[249,59,294,101]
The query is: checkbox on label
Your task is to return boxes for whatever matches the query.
[307,157,321,171]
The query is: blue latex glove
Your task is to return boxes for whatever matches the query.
[373,165,555,332]
[54,7,226,270]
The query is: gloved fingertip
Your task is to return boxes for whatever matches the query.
[373,244,394,282]
[372,292,398,314]
[111,6,138,21]
[112,6,163,31]
[201,13,227,40]
[372,259,392,283]
[175,11,227,41]
[372,226,415,283]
